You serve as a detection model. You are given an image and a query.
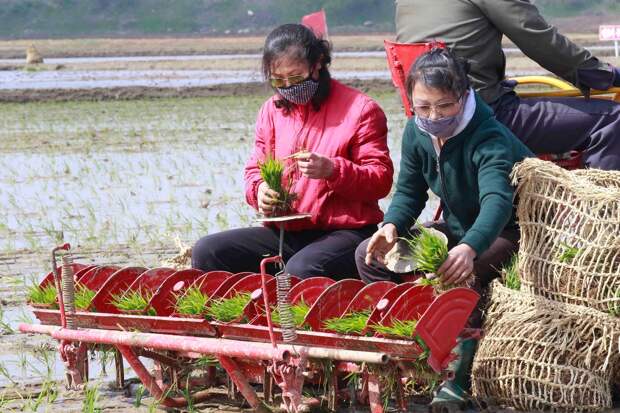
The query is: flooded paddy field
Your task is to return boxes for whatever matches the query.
[0,89,443,411]
[1,33,618,412]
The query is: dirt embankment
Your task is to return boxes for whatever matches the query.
[0,79,396,103]
[0,25,609,60]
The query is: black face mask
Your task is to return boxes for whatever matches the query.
[276,77,319,105]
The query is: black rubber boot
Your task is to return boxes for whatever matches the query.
[429,338,477,412]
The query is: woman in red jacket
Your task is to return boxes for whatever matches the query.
[191,24,393,278]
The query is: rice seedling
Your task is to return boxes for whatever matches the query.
[372,319,418,338]
[609,287,620,317]
[323,310,371,334]
[206,292,252,322]
[258,154,296,215]
[134,384,145,407]
[27,283,58,308]
[175,287,209,316]
[417,276,440,288]
[75,285,96,310]
[0,308,14,335]
[558,242,580,263]
[110,289,155,315]
[182,377,197,413]
[194,355,218,367]
[503,254,521,291]
[271,300,310,327]
[403,226,448,274]
[29,380,57,411]
[82,383,101,413]
[0,362,16,385]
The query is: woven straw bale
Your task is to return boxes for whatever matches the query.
[511,158,620,313]
[472,281,619,412]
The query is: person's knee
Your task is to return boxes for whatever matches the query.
[354,238,368,264]
[191,234,221,271]
[284,250,326,279]
[354,238,377,283]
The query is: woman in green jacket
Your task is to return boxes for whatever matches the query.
[354,48,533,409]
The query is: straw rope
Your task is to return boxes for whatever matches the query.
[160,235,192,269]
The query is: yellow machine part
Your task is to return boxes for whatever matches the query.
[511,75,620,102]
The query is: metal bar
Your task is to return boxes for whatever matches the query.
[117,345,219,408]
[260,256,282,350]
[19,324,290,362]
[114,348,124,389]
[217,355,265,410]
[517,87,620,98]
[286,345,388,365]
[367,373,383,413]
[117,345,185,408]
[31,308,218,336]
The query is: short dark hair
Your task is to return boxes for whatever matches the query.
[405,48,470,102]
[262,24,332,113]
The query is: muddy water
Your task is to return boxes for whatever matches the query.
[0,51,388,65]
[0,68,394,90]
[0,45,613,65]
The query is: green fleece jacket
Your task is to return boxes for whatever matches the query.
[384,93,533,256]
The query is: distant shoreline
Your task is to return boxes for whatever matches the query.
[0,30,608,60]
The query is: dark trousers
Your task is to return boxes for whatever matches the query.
[192,225,377,279]
[354,221,519,327]
[494,93,620,171]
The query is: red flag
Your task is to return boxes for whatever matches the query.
[301,9,328,40]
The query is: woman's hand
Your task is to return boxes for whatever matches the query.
[257,181,280,215]
[436,243,476,285]
[365,223,398,266]
[296,152,334,179]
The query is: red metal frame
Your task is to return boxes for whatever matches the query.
[23,252,481,413]
[149,268,206,316]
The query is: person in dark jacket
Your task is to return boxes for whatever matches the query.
[354,48,533,409]
[395,0,620,171]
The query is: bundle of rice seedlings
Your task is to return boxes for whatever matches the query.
[503,254,520,291]
[323,310,371,334]
[207,292,252,322]
[27,283,58,308]
[271,300,310,327]
[372,319,418,338]
[258,154,296,215]
[403,226,448,274]
[111,289,155,315]
[75,285,96,311]
[175,287,209,316]
[557,242,580,263]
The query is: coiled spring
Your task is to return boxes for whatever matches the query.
[276,270,297,342]
[61,253,76,329]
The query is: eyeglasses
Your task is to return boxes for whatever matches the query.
[269,74,307,88]
[412,97,462,117]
